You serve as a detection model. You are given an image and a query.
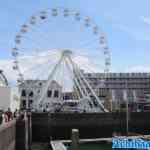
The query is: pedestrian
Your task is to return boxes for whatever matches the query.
[19,109,24,120]
[5,108,13,121]
[2,111,8,123]
[14,109,20,118]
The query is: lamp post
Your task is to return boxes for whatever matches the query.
[125,79,129,136]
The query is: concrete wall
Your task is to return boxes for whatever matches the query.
[0,120,16,150]
[32,112,150,142]
[15,114,32,150]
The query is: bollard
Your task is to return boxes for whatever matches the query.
[16,112,29,150]
[28,112,32,149]
[71,129,80,150]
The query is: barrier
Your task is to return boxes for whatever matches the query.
[32,112,150,142]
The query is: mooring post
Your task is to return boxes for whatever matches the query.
[71,129,80,150]
[28,112,32,150]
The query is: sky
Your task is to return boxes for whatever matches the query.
[1,0,150,84]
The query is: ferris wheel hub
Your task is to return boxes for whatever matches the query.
[61,49,73,58]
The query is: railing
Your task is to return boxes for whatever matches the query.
[0,120,16,150]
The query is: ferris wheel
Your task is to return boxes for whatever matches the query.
[12,7,111,83]
[0,70,8,87]
[11,7,111,112]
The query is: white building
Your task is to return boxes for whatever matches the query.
[19,80,62,110]
[0,86,11,111]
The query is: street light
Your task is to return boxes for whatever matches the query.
[125,79,129,136]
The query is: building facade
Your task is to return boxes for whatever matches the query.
[19,73,150,111]
[19,80,62,109]
[84,72,150,111]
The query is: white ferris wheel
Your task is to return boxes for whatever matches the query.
[11,7,111,113]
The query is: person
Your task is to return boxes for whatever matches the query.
[5,108,13,121]
[2,111,8,123]
[14,109,20,118]
[19,109,24,120]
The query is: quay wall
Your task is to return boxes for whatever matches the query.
[32,112,150,142]
[0,120,16,150]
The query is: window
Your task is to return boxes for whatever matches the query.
[29,100,33,104]
[54,90,59,98]
[21,90,26,97]
[39,82,42,86]
[29,91,34,97]
[29,100,33,108]
[47,90,52,98]
[22,100,26,107]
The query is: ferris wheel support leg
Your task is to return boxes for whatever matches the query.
[73,68,95,108]
[78,68,108,112]
[64,59,86,99]
[35,56,64,109]
[68,57,108,112]
[73,69,91,98]
[65,58,91,100]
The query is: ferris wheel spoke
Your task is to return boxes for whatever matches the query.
[76,37,99,49]
[25,8,103,51]
[20,57,54,79]
[64,58,85,99]
[63,59,81,99]
[18,10,79,49]
[36,61,57,80]
[73,55,105,70]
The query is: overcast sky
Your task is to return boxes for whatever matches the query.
[0,0,150,84]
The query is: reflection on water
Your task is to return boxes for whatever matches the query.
[66,143,142,150]
[80,143,112,150]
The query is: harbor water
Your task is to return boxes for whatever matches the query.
[66,143,141,150]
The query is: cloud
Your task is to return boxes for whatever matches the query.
[0,49,104,86]
[125,65,150,72]
[1,52,150,89]
[140,16,150,25]
[106,15,150,41]
[114,23,150,41]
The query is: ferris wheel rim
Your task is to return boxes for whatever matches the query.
[11,7,111,84]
